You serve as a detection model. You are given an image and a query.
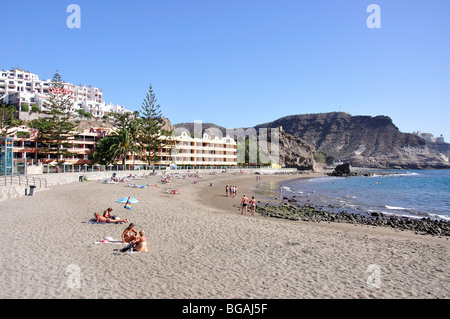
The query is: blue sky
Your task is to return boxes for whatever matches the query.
[1,0,449,139]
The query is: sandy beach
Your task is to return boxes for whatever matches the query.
[0,171,448,299]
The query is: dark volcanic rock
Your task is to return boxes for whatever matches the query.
[328,163,351,176]
[256,203,450,237]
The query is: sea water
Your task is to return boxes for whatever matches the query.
[281,170,450,221]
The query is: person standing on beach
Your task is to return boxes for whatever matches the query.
[250,196,256,216]
[241,194,249,215]
[226,184,229,197]
[279,185,283,198]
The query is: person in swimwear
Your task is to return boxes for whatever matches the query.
[103,207,114,218]
[92,213,128,224]
[122,223,138,243]
[131,230,147,252]
[250,196,257,216]
[241,194,249,215]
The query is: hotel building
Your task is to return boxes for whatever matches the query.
[0,68,130,118]
[9,126,237,171]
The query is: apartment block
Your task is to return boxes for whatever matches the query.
[0,68,130,118]
[9,126,237,169]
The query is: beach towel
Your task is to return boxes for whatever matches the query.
[89,221,125,224]
[93,237,123,245]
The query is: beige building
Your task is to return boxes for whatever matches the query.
[10,126,237,170]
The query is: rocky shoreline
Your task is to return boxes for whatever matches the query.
[255,202,450,237]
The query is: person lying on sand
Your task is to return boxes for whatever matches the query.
[92,213,128,224]
[122,223,138,243]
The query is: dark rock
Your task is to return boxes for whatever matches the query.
[328,163,352,177]
[255,202,450,237]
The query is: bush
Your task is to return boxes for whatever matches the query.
[315,151,335,165]
[30,105,40,112]
[21,104,29,112]
[16,131,30,138]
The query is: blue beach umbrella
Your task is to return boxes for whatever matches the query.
[116,196,139,210]
[115,197,139,204]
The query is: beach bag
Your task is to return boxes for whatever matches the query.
[120,244,133,253]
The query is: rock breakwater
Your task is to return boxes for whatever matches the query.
[256,203,450,237]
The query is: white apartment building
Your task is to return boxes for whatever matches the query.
[413,131,445,143]
[0,68,130,118]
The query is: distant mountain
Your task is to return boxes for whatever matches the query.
[174,112,450,169]
[255,112,450,169]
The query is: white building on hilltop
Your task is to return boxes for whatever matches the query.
[0,68,131,118]
[413,131,445,143]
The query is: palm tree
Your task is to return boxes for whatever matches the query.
[127,118,144,168]
[91,134,116,165]
[108,128,141,168]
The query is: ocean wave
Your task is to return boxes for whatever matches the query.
[380,209,449,221]
[368,171,421,178]
[385,205,410,210]
[428,213,450,221]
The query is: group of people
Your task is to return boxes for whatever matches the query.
[225,184,257,216]
[225,184,238,198]
[120,223,148,252]
[240,194,257,216]
[91,207,147,253]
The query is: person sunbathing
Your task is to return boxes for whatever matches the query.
[122,223,138,243]
[103,207,113,218]
[132,230,147,252]
[92,213,128,224]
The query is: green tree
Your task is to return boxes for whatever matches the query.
[30,105,40,113]
[0,104,22,136]
[91,133,117,165]
[314,151,335,165]
[108,127,140,167]
[21,103,29,112]
[28,71,80,163]
[139,83,173,165]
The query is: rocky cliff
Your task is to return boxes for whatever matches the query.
[255,112,450,169]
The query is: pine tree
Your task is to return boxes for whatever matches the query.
[0,104,23,136]
[28,71,80,163]
[139,83,173,165]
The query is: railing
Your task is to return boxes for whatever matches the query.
[1,175,48,188]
